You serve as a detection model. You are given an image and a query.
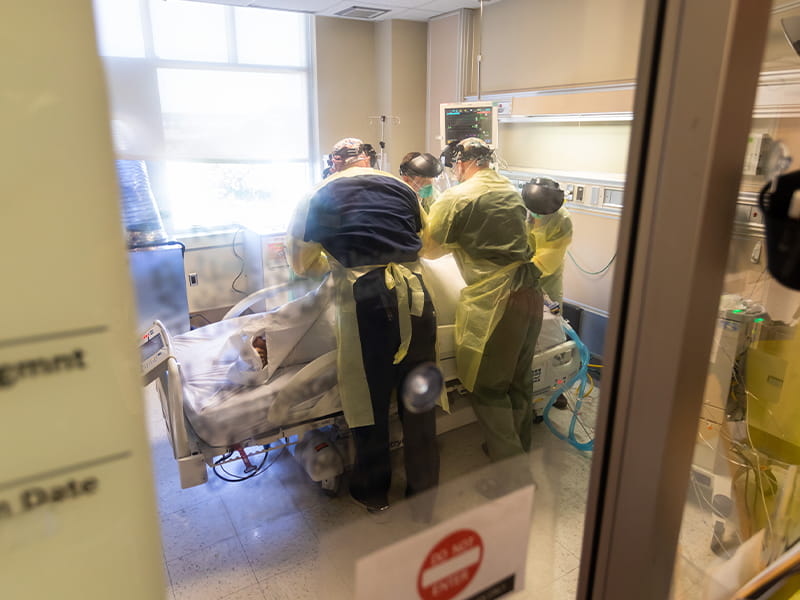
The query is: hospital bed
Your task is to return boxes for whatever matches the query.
[141,255,581,492]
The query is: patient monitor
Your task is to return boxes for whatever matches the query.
[140,320,170,385]
[440,101,499,148]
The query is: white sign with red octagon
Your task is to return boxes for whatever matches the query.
[355,485,534,600]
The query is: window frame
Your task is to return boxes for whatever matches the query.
[94,0,318,235]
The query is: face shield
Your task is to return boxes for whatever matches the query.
[400,153,443,194]
[521,177,565,216]
[436,142,461,189]
[439,138,495,184]
[330,138,379,171]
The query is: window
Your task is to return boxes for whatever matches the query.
[93,0,314,234]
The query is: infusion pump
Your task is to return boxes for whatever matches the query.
[139,321,171,385]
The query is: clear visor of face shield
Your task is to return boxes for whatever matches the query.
[433,166,460,193]
[406,175,433,192]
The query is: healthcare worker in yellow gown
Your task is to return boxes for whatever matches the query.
[423,137,543,461]
[287,138,444,513]
[521,177,573,305]
[399,151,443,214]
[522,177,573,410]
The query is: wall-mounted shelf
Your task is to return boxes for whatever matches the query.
[470,69,800,122]
[467,82,635,123]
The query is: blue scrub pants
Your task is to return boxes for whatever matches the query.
[348,268,440,508]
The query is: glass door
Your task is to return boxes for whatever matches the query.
[579,0,778,598]
[83,1,780,600]
[670,3,800,598]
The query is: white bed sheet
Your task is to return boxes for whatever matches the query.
[172,257,568,449]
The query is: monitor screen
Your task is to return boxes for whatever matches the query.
[442,103,498,146]
[140,333,164,362]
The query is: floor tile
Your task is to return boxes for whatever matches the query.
[220,582,267,600]
[214,455,302,535]
[150,392,603,600]
[298,489,371,537]
[167,536,259,600]
[262,449,337,513]
[160,496,237,562]
[238,512,320,581]
[529,566,580,600]
[524,539,581,584]
[258,561,328,600]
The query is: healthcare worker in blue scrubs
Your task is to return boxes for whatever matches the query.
[287,138,445,513]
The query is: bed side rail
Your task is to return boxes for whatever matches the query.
[142,320,207,488]
[221,282,296,320]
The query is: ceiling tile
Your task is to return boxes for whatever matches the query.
[185,0,483,18]
[246,0,339,10]
[418,0,480,13]
[391,8,442,21]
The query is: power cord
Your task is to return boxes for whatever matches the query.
[231,227,247,295]
[567,250,616,276]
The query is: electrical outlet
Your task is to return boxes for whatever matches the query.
[575,186,585,203]
[748,207,763,223]
[750,241,762,264]
[188,272,199,286]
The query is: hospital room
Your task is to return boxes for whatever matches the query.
[4,0,800,598]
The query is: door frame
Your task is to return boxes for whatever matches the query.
[579,1,772,597]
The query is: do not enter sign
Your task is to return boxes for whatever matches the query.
[417,529,484,600]
[353,485,533,600]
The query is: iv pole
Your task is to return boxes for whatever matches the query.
[477,0,484,101]
[368,114,400,171]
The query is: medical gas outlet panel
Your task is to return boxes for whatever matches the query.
[501,169,626,213]
[503,168,769,235]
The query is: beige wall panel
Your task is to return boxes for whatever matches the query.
[315,17,378,154]
[374,20,394,168]
[499,122,631,173]
[563,211,620,313]
[478,0,644,93]
[512,89,634,116]
[376,20,393,115]
[428,13,462,153]
[389,19,428,173]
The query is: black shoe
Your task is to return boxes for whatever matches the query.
[349,490,389,514]
[481,442,490,458]
[553,394,568,410]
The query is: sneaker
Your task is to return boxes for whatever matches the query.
[553,394,568,410]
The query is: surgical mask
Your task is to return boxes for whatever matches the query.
[418,184,433,199]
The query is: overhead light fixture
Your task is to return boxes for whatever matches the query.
[335,6,390,19]
[499,113,634,123]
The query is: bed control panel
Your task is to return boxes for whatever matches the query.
[140,321,170,385]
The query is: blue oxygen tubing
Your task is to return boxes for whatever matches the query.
[542,318,594,451]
